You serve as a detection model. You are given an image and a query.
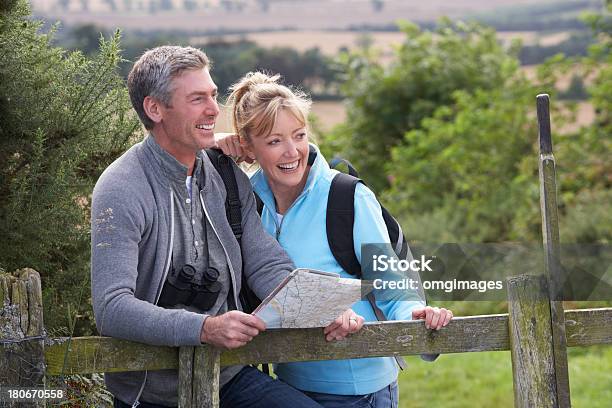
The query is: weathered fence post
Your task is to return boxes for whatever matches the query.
[178,345,220,408]
[507,275,560,407]
[0,269,45,407]
[537,93,571,406]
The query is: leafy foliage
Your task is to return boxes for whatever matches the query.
[518,32,595,65]
[321,11,609,244]
[555,1,612,243]
[384,84,539,242]
[384,24,610,245]
[0,0,140,332]
[324,19,522,191]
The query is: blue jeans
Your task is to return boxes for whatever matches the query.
[303,381,399,408]
[114,366,322,408]
[220,366,323,408]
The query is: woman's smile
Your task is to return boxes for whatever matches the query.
[277,160,300,172]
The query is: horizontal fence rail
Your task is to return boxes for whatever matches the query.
[44,308,612,376]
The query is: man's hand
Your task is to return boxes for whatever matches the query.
[323,309,365,342]
[200,311,266,349]
[411,306,453,330]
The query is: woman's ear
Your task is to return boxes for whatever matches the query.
[143,96,163,125]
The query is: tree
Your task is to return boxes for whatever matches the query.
[68,24,110,55]
[371,0,384,12]
[375,10,609,244]
[159,0,174,11]
[203,38,260,95]
[323,19,523,191]
[556,2,611,243]
[57,0,70,12]
[183,0,198,11]
[200,39,336,97]
[102,0,117,12]
[0,0,139,332]
[384,83,540,242]
[559,74,588,100]
[257,0,269,12]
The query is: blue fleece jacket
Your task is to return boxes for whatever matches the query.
[250,144,424,395]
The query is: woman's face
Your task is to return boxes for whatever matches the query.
[246,108,309,194]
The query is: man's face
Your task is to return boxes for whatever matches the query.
[157,68,219,159]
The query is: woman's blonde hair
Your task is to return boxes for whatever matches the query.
[226,71,312,142]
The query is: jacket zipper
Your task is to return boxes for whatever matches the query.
[154,190,175,304]
[271,189,310,240]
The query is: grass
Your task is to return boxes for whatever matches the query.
[397,345,612,407]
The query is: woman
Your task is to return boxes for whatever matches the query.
[217,72,452,408]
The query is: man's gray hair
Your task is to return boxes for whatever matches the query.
[127,46,211,130]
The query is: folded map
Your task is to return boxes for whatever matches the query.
[252,268,368,328]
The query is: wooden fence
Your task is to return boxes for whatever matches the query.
[1,95,611,407]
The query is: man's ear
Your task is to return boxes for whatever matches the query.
[143,96,164,125]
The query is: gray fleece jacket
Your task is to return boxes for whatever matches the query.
[91,135,294,405]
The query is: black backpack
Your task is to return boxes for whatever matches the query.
[205,148,261,314]
[326,157,409,278]
[326,157,436,366]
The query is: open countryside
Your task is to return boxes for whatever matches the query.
[32,0,564,30]
[3,0,609,406]
[203,29,596,133]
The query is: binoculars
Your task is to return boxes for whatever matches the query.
[158,264,222,311]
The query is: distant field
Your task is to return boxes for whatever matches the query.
[496,30,572,46]
[32,0,559,31]
[310,101,347,132]
[215,106,234,134]
[217,98,593,136]
[191,29,573,57]
[522,64,599,90]
[307,100,594,135]
[191,31,407,56]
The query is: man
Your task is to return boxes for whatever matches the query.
[91,46,362,408]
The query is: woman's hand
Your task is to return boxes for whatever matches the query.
[411,306,453,330]
[214,133,255,164]
[324,309,365,341]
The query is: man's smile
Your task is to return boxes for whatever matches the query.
[196,123,215,130]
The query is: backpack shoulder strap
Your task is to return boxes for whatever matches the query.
[206,148,243,242]
[327,172,362,277]
[254,192,264,215]
[329,156,360,177]
[328,171,409,370]
[205,148,263,314]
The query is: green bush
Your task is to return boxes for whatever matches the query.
[0,0,139,334]
[321,9,609,245]
[385,83,540,242]
[323,19,522,191]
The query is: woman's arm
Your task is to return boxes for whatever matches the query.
[352,183,452,329]
[214,132,255,163]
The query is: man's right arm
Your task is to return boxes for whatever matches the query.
[90,177,205,347]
